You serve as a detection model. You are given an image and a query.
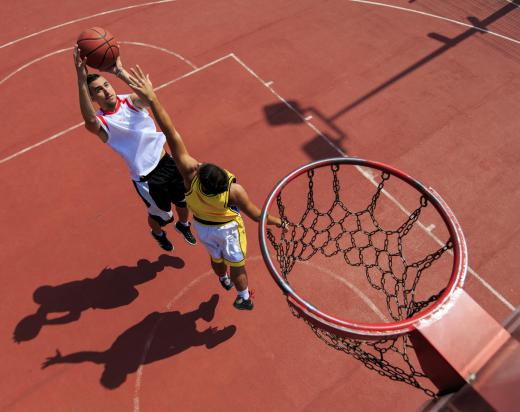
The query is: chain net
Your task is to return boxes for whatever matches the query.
[266,164,454,397]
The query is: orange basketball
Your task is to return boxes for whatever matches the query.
[77,27,119,70]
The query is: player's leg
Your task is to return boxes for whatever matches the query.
[192,221,233,290]
[148,215,162,234]
[229,264,253,310]
[220,217,253,310]
[132,180,174,251]
[162,154,196,245]
[210,259,233,291]
[174,203,196,245]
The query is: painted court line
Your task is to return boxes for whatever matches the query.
[0,122,85,165]
[0,47,73,86]
[349,0,520,44]
[132,269,212,412]
[0,42,195,88]
[0,51,514,311]
[120,41,197,69]
[0,0,178,50]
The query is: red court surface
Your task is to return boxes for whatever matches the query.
[1,1,519,411]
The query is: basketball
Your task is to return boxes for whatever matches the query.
[77,27,119,70]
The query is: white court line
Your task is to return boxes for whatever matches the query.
[0,122,85,165]
[0,42,195,88]
[303,261,389,322]
[120,41,197,69]
[348,0,520,44]
[0,47,72,86]
[154,54,234,91]
[1,0,517,51]
[505,0,520,7]
[0,0,178,50]
[133,270,212,412]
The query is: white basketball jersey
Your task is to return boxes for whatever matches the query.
[96,95,166,180]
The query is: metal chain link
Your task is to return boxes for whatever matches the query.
[266,164,452,397]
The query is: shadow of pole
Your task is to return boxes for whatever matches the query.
[329,1,519,121]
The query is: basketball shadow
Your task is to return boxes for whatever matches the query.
[41,294,236,389]
[13,255,184,343]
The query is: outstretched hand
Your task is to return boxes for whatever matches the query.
[73,46,88,80]
[41,349,62,369]
[127,65,156,104]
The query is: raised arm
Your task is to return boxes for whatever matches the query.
[228,183,282,226]
[127,66,198,184]
[74,46,107,142]
[101,53,148,109]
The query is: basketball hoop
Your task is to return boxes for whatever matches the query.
[259,157,468,396]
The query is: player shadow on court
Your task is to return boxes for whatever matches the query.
[13,255,185,343]
[40,294,236,389]
[263,101,349,159]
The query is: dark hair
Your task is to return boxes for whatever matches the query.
[86,73,101,85]
[198,163,229,195]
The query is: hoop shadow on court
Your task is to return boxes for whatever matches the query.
[263,1,519,160]
[41,294,236,389]
[263,101,349,159]
[13,255,185,343]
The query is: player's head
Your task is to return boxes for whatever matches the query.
[33,285,54,304]
[198,163,229,195]
[87,74,117,109]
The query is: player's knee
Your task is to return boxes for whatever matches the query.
[148,208,173,227]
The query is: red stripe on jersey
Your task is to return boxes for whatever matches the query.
[97,114,109,130]
[122,97,138,112]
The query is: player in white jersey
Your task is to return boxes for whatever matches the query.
[73,46,196,251]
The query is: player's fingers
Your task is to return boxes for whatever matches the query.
[135,65,146,78]
[127,75,139,87]
[130,70,144,85]
[129,67,142,82]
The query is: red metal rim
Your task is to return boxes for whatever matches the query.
[259,157,468,339]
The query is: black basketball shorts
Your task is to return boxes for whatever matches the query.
[132,154,187,226]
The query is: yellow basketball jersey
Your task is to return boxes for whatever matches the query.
[185,170,240,224]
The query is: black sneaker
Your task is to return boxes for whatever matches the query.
[151,230,174,251]
[219,276,233,291]
[175,222,197,245]
[233,295,254,311]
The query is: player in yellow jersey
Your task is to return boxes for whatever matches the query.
[127,66,282,310]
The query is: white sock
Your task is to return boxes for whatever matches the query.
[178,221,190,227]
[219,274,231,285]
[153,230,164,237]
[238,288,250,300]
